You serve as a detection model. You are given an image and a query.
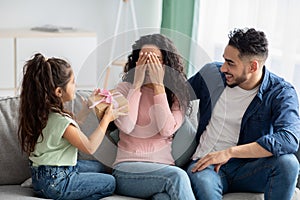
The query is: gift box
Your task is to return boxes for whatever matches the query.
[88,89,128,120]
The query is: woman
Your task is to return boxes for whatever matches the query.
[112,34,195,200]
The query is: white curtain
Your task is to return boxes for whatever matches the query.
[192,0,300,95]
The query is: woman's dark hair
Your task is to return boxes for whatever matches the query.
[122,33,191,114]
[228,28,268,60]
[18,53,73,154]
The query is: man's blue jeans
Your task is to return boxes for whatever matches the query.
[187,154,299,200]
[113,161,195,200]
[30,160,115,200]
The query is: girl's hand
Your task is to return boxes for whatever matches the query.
[102,104,128,122]
[102,104,115,123]
[133,52,148,89]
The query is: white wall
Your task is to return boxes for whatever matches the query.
[0,0,162,44]
[195,0,300,97]
[0,0,163,90]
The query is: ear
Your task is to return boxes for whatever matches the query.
[55,87,63,98]
[249,60,259,72]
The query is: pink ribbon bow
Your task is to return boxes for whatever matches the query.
[89,89,118,108]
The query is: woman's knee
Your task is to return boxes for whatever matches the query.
[168,166,190,183]
[100,174,116,193]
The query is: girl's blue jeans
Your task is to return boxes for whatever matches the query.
[187,154,299,200]
[112,161,195,200]
[30,160,115,200]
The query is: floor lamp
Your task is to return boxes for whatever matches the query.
[103,0,139,89]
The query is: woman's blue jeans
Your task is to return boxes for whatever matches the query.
[187,154,299,200]
[30,160,115,200]
[113,161,195,200]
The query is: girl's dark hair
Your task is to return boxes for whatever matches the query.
[123,33,191,114]
[18,53,73,154]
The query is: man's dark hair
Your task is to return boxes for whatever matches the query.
[228,28,268,60]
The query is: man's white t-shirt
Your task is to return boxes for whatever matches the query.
[193,85,259,159]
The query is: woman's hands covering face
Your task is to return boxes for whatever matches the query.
[133,52,148,88]
[147,52,164,85]
[133,51,164,88]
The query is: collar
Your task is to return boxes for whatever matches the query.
[256,66,270,100]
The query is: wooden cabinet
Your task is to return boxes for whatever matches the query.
[0,29,97,96]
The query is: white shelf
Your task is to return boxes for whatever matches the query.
[0,28,97,96]
[0,28,96,38]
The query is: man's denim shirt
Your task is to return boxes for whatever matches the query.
[188,62,300,157]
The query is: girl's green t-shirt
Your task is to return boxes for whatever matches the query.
[29,112,79,166]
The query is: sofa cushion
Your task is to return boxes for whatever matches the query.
[172,117,197,167]
[223,188,300,200]
[0,97,31,185]
[0,185,37,199]
[0,185,299,200]
[0,185,143,200]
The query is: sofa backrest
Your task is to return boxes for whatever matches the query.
[0,96,30,185]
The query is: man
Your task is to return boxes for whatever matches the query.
[187,28,300,200]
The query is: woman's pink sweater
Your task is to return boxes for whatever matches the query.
[113,82,183,166]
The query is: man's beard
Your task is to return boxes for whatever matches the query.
[226,73,247,88]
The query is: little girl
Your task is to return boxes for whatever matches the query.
[18,53,117,200]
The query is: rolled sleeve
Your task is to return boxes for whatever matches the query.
[257,86,300,156]
[257,129,299,157]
